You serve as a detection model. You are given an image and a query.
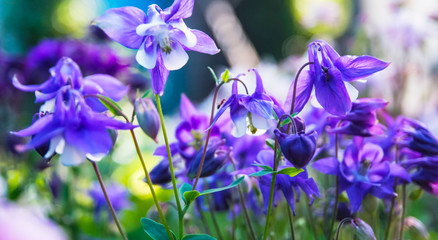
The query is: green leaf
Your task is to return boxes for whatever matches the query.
[140,218,176,240]
[249,170,275,177]
[200,176,245,195]
[179,183,201,206]
[142,89,154,99]
[221,69,230,83]
[182,234,216,240]
[277,167,304,177]
[272,109,279,121]
[279,117,291,128]
[265,139,276,150]
[409,187,423,201]
[98,94,122,116]
[207,66,220,85]
[252,164,273,171]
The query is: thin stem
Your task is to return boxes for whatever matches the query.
[91,161,128,240]
[289,62,314,115]
[84,94,173,240]
[231,191,236,240]
[195,200,211,235]
[399,183,407,239]
[191,78,248,190]
[155,94,184,239]
[230,156,257,240]
[287,206,296,240]
[384,146,399,240]
[335,218,353,240]
[327,133,340,240]
[207,194,223,240]
[263,172,277,240]
[306,198,318,240]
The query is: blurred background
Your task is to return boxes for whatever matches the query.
[1,0,438,239]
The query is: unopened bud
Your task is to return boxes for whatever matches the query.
[405,216,429,240]
[274,129,317,168]
[135,98,160,143]
[351,218,376,240]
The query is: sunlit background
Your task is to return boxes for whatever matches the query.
[1,0,438,239]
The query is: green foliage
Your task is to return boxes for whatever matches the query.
[98,94,123,116]
[182,234,216,240]
[140,218,176,240]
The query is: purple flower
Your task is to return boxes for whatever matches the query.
[187,141,230,179]
[135,97,160,143]
[149,158,172,185]
[94,0,220,95]
[396,117,438,156]
[12,89,135,166]
[88,182,130,220]
[255,150,320,215]
[327,98,388,136]
[13,57,127,112]
[402,157,438,195]
[274,128,317,168]
[313,139,409,212]
[211,69,275,137]
[295,40,389,116]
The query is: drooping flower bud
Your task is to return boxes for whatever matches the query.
[149,158,172,185]
[274,129,317,168]
[404,216,429,240]
[187,141,230,179]
[135,97,160,143]
[351,218,376,240]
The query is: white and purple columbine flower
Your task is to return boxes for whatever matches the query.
[13,57,127,112]
[211,69,275,137]
[313,138,410,213]
[93,0,220,95]
[12,89,135,166]
[294,40,389,116]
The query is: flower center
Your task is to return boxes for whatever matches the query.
[358,159,371,176]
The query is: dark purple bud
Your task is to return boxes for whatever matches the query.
[274,129,317,168]
[187,142,230,179]
[351,218,376,240]
[397,117,438,156]
[149,159,172,185]
[135,97,160,143]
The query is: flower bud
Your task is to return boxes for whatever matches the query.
[135,98,160,143]
[187,141,230,179]
[274,129,317,168]
[405,216,429,240]
[351,218,376,240]
[149,159,172,185]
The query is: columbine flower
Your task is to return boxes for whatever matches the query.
[13,57,127,112]
[12,89,135,166]
[402,156,438,195]
[396,117,438,156]
[295,40,389,116]
[327,98,388,136]
[255,150,320,215]
[274,128,317,168]
[186,141,230,179]
[135,97,160,143]
[211,69,275,137]
[313,139,409,212]
[93,0,220,95]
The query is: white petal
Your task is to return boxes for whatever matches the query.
[251,113,275,130]
[136,22,162,36]
[344,82,359,102]
[170,20,197,47]
[86,153,106,161]
[136,40,158,69]
[39,98,56,113]
[161,41,188,70]
[45,135,64,158]
[60,145,86,166]
[232,116,248,138]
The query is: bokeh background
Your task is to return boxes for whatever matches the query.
[1,0,438,239]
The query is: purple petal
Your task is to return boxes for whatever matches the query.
[12,115,54,137]
[284,70,314,114]
[230,103,248,137]
[93,7,146,49]
[19,128,64,152]
[249,68,265,94]
[83,74,127,101]
[175,121,194,143]
[64,127,113,156]
[367,162,390,183]
[164,0,194,21]
[312,157,339,175]
[169,20,197,48]
[209,97,234,130]
[315,40,340,61]
[315,67,351,116]
[183,30,220,55]
[136,38,158,69]
[180,94,198,121]
[149,55,170,96]
[12,75,43,92]
[389,163,411,182]
[161,41,189,70]
[334,55,390,81]
[347,182,370,213]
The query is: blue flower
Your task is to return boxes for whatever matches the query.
[274,128,317,168]
[88,181,130,220]
[12,89,135,166]
[94,0,220,95]
[396,117,438,156]
[294,40,389,116]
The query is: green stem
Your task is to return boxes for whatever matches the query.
[263,172,277,240]
[155,94,184,239]
[85,94,173,240]
[207,194,223,240]
[384,146,399,240]
[327,133,340,240]
[335,218,353,240]
[91,161,128,240]
[399,183,407,239]
[306,198,318,240]
[195,200,211,235]
[287,206,296,240]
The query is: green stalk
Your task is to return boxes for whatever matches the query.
[399,183,407,239]
[286,206,296,240]
[327,133,340,240]
[263,172,277,240]
[91,161,128,240]
[384,146,399,240]
[155,94,184,239]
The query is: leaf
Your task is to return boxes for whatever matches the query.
[277,167,304,177]
[265,139,276,151]
[142,89,154,99]
[279,117,291,128]
[207,66,220,85]
[249,170,275,177]
[98,94,122,116]
[221,69,230,83]
[182,234,216,240]
[272,109,279,121]
[179,183,201,206]
[141,218,176,240]
[252,164,273,171]
[200,176,245,195]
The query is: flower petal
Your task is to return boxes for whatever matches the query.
[59,144,86,166]
[83,74,128,101]
[315,67,351,116]
[161,41,189,70]
[164,0,194,21]
[149,55,170,95]
[285,70,314,114]
[180,94,198,121]
[93,7,146,49]
[312,157,339,175]
[136,38,158,69]
[334,55,390,81]
[182,30,220,55]
[169,20,197,48]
